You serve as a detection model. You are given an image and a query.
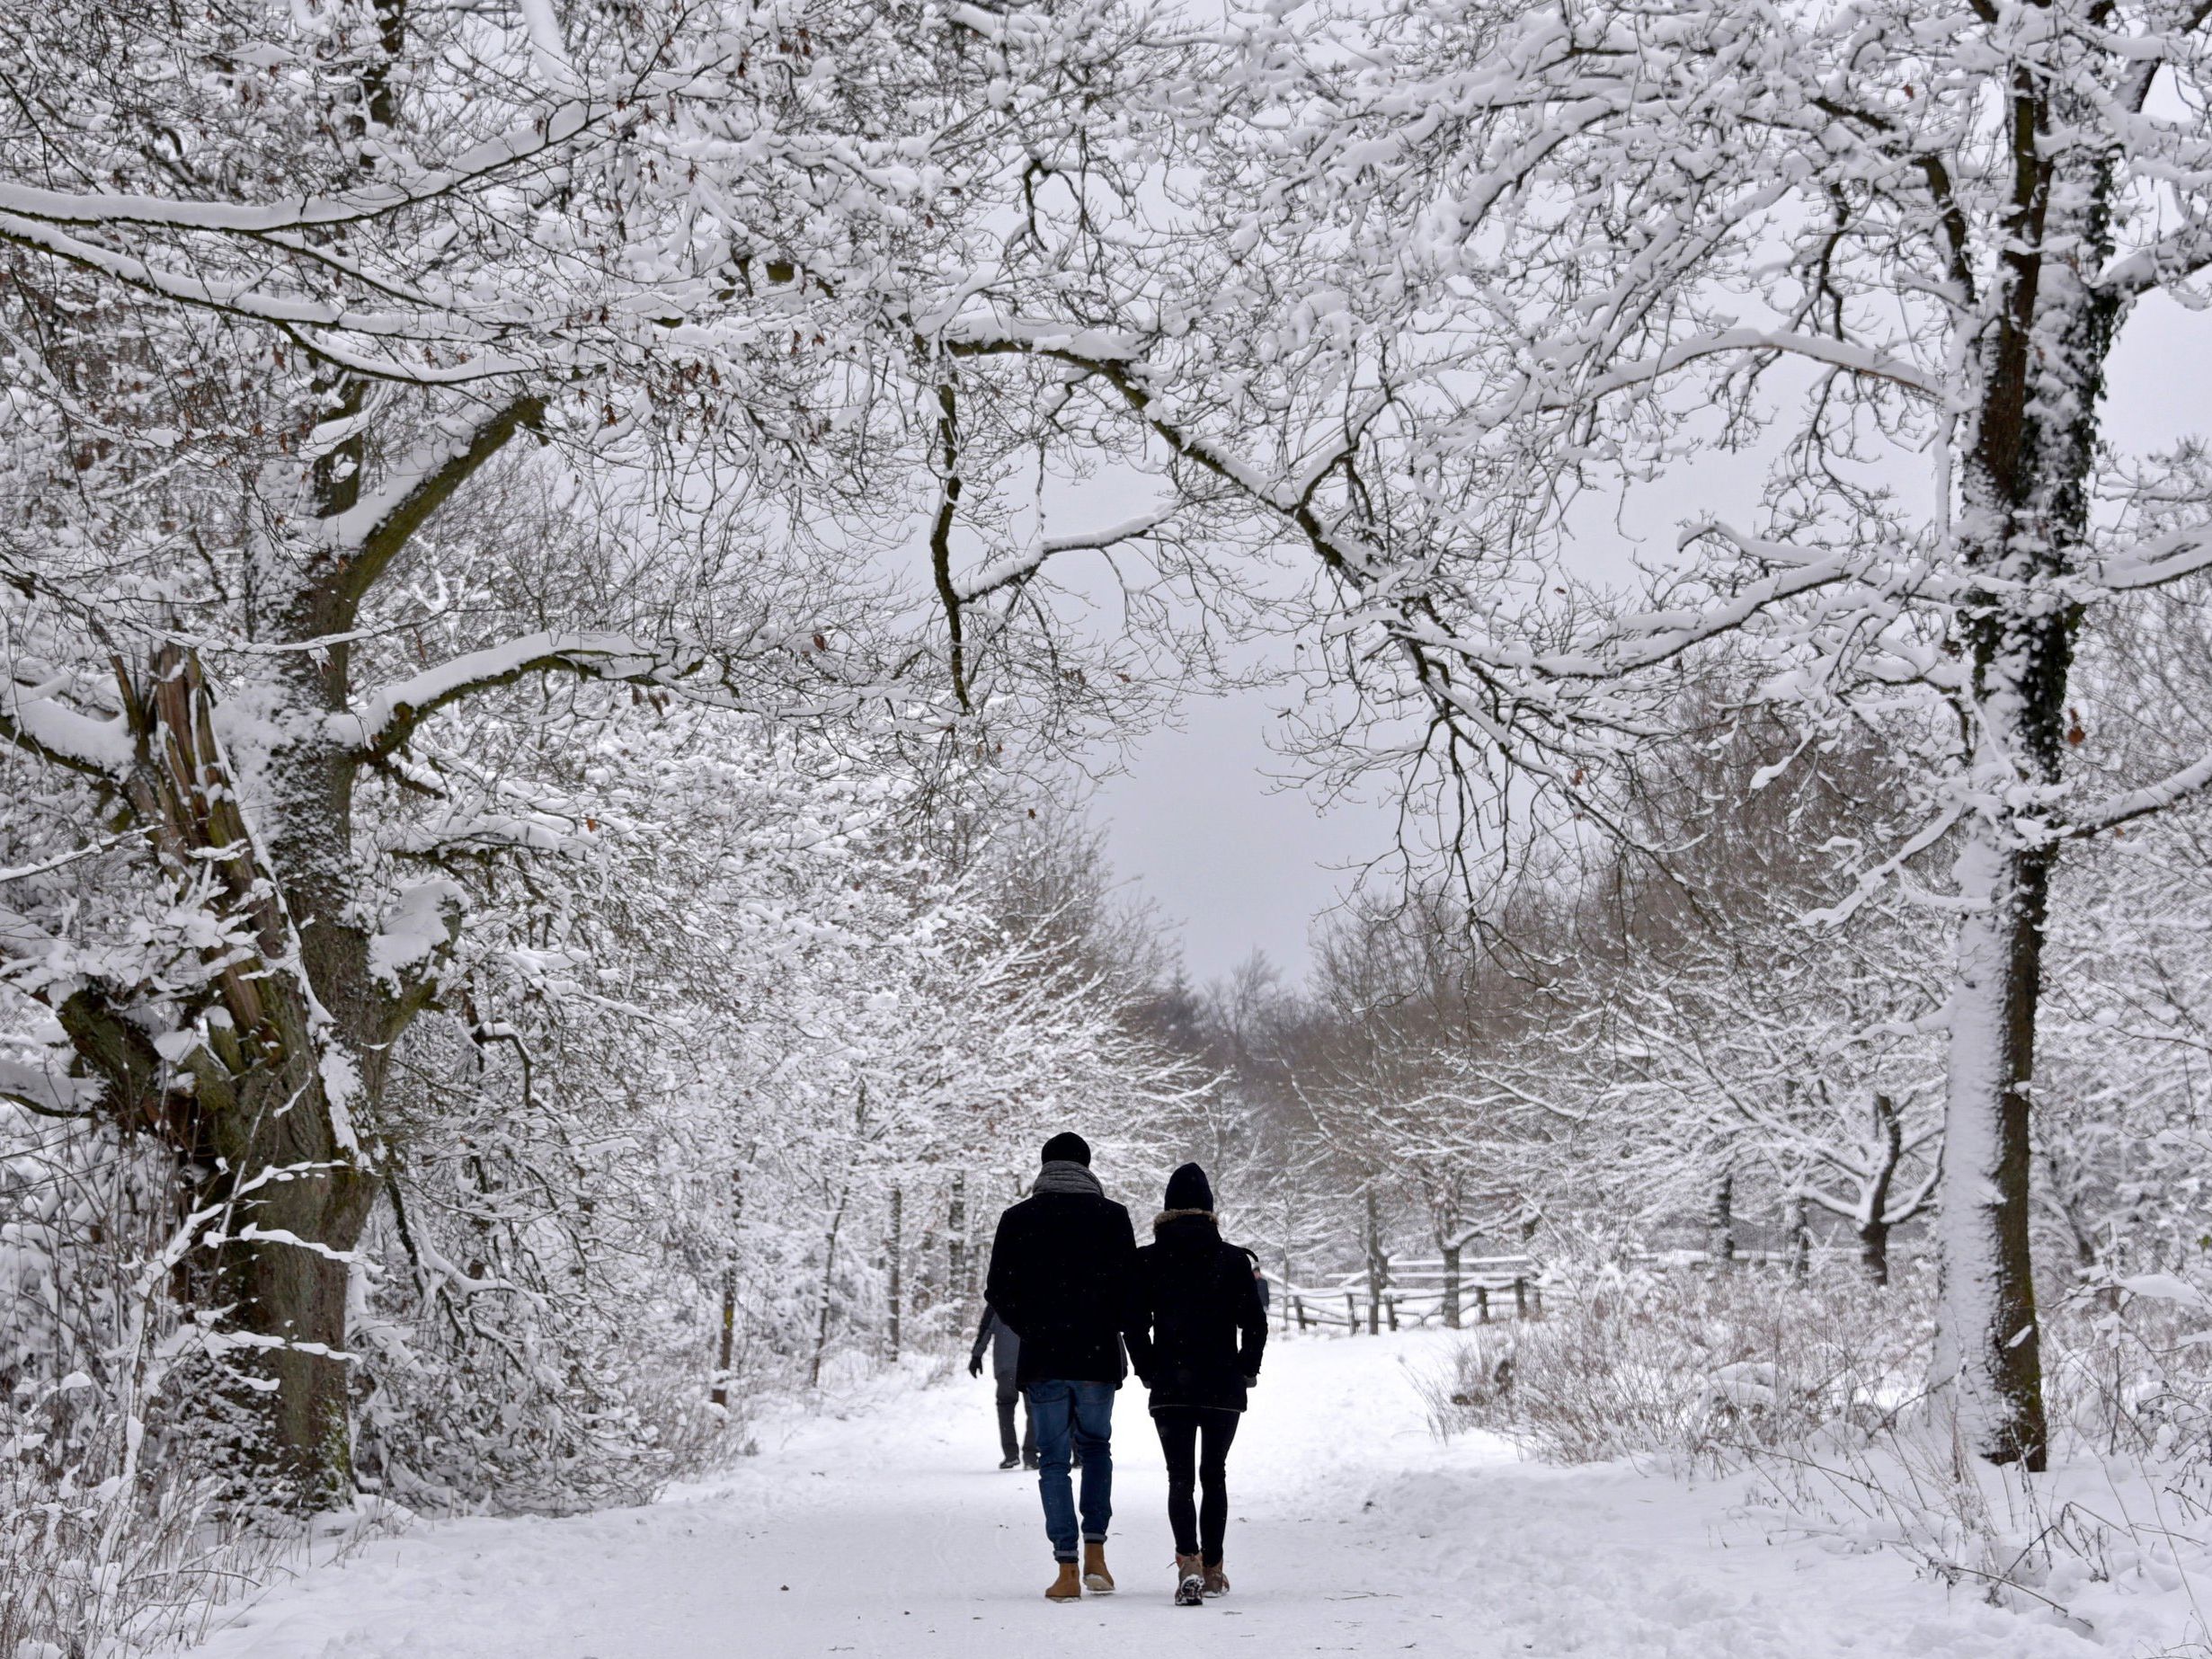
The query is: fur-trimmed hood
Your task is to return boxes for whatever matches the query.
[1152,1207,1218,1235]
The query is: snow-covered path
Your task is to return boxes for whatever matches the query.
[197,1333,2106,1658]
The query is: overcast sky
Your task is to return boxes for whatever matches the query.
[1090,683,1390,988]
[1079,293,2212,993]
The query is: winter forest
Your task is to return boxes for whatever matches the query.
[6,0,2212,1653]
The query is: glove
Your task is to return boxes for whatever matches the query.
[1242,1374,1259,1389]
[968,1354,984,1379]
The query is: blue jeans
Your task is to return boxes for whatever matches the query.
[1026,1380,1115,1561]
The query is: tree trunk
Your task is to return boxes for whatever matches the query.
[1918,21,2100,1470]
[947,1171,968,1309]
[98,644,399,1507]
[2036,1147,2107,1284]
[1860,1092,1902,1290]
[1442,1241,1462,1329]
[712,1167,745,1409]
[1709,1170,1736,1268]
[1786,1192,1810,1286]
[809,1185,852,1389]
[1932,825,2052,1468]
[1860,1218,1893,1289]
[206,1155,378,1505]
[1364,1187,1386,1335]
[887,1184,904,1362]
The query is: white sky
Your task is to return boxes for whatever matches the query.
[1093,683,1390,987]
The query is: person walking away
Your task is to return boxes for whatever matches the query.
[1127,1162,1267,1607]
[968,1302,1036,1469]
[983,1131,1140,1602]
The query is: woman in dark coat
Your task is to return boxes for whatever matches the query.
[1126,1162,1267,1606]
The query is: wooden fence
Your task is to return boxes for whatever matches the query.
[1265,1243,1891,1334]
[1268,1255,1543,1334]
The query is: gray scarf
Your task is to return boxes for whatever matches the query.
[1032,1159,1105,1199]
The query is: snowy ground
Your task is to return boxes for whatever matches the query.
[194,1332,2142,1658]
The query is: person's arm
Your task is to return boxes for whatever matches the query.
[1235,1250,1268,1382]
[1114,1207,1155,1383]
[969,1305,997,1374]
[983,1213,1021,1335]
[1123,1262,1155,1384]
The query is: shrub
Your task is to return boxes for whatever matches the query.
[1421,1260,1933,1463]
[1423,1261,2212,1638]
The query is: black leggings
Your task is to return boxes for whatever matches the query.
[1153,1407,1239,1566]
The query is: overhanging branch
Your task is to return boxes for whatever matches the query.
[337,630,713,759]
[323,395,548,618]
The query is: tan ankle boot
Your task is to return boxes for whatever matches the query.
[1203,1562,1230,1597]
[1082,1540,1115,1594]
[1045,1561,1082,1601]
[1174,1553,1204,1607]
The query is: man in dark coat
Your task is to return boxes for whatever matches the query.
[983,1131,1139,1601]
[1127,1161,1267,1602]
[968,1302,1036,1468]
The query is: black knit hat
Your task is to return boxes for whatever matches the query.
[1041,1131,1091,1167]
[1164,1162,1213,1212]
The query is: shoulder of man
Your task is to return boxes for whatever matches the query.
[1050,1189,1123,1215]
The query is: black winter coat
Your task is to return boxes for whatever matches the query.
[983,1189,1140,1388]
[1127,1213,1268,1413]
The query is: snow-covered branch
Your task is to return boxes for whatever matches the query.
[0,680,133,780]
[2069,750,2212,839]
[2090,523,2212,593]
[320,395,547,606]
[954,506,1182,602]
[336,632,715,758]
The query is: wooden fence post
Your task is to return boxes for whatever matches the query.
[1385,1294,1400,1332]
[1513,1277,1528,1319]
[1345,1291,1358,1333]
[1476,1284,1489,1325]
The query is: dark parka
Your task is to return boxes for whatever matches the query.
[1127,1212,1269,1413]
[983,1185,1141,1388]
